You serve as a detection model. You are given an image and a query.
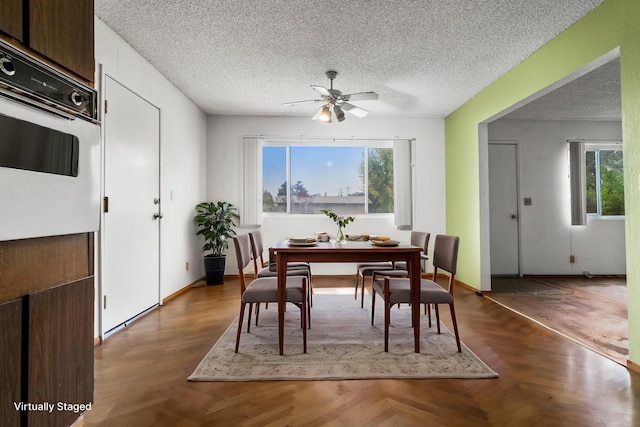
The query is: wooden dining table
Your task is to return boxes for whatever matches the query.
[270,239,423,355]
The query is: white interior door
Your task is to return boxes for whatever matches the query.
[489,143,520,276]
[102,75,161,334]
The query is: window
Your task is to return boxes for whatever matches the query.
[262,143,394,215]
[585,145,624,216]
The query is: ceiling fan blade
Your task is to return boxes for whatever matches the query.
[341,102,368,118]
[311,85,331,97]
[342,91,379,101]
[282,99,322,106]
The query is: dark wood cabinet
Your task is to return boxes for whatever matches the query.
[27,279,94,427]
[0,0,94,84]
[0,234,94,427]
[0,0,22,42]
[29,0,95,82]
[0,299,22,427]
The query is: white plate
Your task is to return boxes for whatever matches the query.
[370,239,400,247]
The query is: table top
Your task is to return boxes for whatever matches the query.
[271,239,421,252]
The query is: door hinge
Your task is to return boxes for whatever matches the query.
[103,196,109,213]
[103,295,107,309]
[104,99,108,114]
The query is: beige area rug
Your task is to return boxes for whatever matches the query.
[189,288,498,381]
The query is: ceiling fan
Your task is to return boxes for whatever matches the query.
[283,70,378,123]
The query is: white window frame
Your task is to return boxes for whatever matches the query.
[243,137,413,229]
[585,141,624,219]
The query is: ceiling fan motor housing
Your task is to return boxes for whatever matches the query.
[325,70,338,80]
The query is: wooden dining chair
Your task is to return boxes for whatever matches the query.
[232,233,308,353]
[371,231,432,323]
[357,231,430,309]
[248,231,313,323]
[371,234,461,352]
[354,262,394,308]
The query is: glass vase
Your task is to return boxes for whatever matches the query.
[336,226,346,246]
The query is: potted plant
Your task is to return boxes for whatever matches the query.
[194,201,240,285]
[321,209,355,246]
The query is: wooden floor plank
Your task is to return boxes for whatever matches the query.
[84,276,640,426]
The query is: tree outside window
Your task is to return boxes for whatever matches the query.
[586,148,624,216]
[262,144,394,215]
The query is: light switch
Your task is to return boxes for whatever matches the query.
[524,197,532,206]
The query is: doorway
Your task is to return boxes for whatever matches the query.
[480,53,626,364]
[101,75,161,335]
[488,142,520,276]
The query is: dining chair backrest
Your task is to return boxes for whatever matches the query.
[432,235,460,293]
[411,231,430,254]
[232,233,254,293]
[248,231,267,274]
[233,233,252,272]
[249,230,265,259]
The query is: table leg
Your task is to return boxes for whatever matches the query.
[410,252,421,352]
[276,251,288,355]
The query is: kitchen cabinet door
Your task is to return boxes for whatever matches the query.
[0,298,22,427]
[27,278,94,427]
[0,0,23,41]
[29,0,94,82]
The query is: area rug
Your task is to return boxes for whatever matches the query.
[188,288,498,381]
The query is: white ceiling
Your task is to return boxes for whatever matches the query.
[94,0,607,120]
[501,56,620,121]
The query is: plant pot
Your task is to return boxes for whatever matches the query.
[204,255,226,285]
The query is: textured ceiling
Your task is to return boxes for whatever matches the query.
[94,0,606,119]
[501,57,620,121]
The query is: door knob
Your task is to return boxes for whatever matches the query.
[154,212,163,219]
[511,214,519,219]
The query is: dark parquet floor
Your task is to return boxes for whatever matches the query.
[487,275,628,365]
[83,275,640,426]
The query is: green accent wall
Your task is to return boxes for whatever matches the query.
[445,0,640,362]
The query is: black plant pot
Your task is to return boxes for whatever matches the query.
[204,255,226,285]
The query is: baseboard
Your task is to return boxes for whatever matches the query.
[163,277,206,303]
[627,359,640,373]
[454,278,480,293]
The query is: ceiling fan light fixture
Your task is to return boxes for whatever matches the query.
[319,105,332,123]
[288,71,378,123]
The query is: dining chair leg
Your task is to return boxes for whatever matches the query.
[255,303,261,326]
[360,277,366,308]
[247,303,254,333]
[384,301,391,352]
[371,287,376,325]
[435,304,441,334]
[449,303,462,352]
[302,279,308,353]
[235,302,246,353]
[426,304,432,328]
[354,273,361,300]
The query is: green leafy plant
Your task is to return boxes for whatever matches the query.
[321,209,355,228]
[194,201,240,256]
[321,209,355,241]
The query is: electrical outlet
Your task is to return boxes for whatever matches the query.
[569,255,575,264]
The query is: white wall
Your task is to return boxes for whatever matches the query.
[488,119,625,275]
[94,18,207,327]
[207,115,446,275]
